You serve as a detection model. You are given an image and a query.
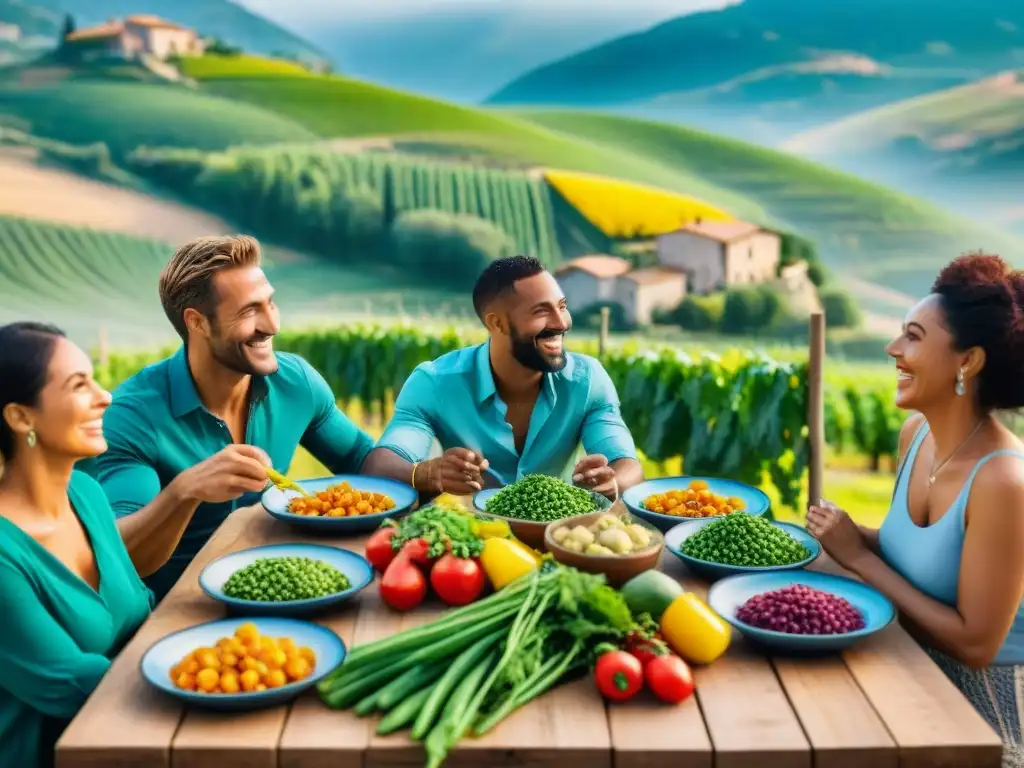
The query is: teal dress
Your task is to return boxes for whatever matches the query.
[0,471,154,768]
[878,422,1024,768]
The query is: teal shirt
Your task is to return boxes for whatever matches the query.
[0,471,153,768]
[377,342,637,486]
[82,347,374,600]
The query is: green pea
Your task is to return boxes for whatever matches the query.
[681,514,810,567]
[223,556,352,602]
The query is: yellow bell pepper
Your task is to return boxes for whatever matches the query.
[480,538,539,589]
[470,518,512,540]
[659,592,731,665]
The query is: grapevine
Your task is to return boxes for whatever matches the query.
[92,324,904,511]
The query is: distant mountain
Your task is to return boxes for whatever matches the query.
[782,70,1024,232]
[31,0,330,65]
[269,3,711,103]
[486,0,1024,137]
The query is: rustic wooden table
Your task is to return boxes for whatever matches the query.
[57,503,1004,768]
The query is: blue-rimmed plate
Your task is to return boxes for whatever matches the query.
[199,543,374,617]
[708,570,896,654]
[140,617,345,711]
[622,476,770,532]
[261,474,416,533]
[664,516,820,580]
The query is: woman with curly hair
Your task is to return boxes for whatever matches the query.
[808,252,1024,767]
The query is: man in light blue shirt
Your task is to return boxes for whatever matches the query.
[366,256,643,498]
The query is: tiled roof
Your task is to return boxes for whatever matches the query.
[675,220,763,243]
[65,22,124,41]
[125,14,189,30]
[555,254,632,279]
[623,267,686,286]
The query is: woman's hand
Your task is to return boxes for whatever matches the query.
[806,499,870,570]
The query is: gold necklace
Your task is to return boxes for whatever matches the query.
[929,421,984,485]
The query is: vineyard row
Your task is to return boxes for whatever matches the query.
[93,325,903,510]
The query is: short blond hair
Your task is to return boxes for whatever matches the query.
[159,235,262,339]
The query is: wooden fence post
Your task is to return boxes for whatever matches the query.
[807,311,826,512]
[598,306,610,360]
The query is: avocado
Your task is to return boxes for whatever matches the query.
[620,570,684,622]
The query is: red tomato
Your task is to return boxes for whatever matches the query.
[594,650,644,702]
[644,654,695,704]
[627,637,669,667]
[365,527,399,572]
[402,537,432,566]
[380,552,427,611]
[429,553,485,606]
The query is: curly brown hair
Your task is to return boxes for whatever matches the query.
[932,251,1024,411]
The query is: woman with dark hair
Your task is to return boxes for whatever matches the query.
[0,323,153,768]
[808,252,1024,766]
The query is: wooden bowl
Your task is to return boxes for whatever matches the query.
[544,506,664,587]
[473,488,611,551]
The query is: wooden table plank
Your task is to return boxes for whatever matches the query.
[605,553,713,768]
[278,534,370,768]
[810,558,1004,768]
[655,556,811,768]
[843,627,1003,768]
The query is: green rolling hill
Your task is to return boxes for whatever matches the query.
[4,53,1020,315]
[511,110,1023,302]
[782,71,1024,234]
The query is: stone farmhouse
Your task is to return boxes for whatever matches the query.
[64,15,204,61]
[554,220,783,327]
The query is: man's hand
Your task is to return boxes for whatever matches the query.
[173,444,272,504]
[423,448,489,495]
[573,453,617,497]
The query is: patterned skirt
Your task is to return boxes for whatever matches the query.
[926,646,1024,768]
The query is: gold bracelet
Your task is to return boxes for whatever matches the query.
[411,462,419,489]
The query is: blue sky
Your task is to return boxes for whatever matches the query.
[238,0,731,25]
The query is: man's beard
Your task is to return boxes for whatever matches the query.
[209,329,277,376]
[510,324,569,373]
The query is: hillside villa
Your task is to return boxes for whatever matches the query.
[63,15,204,60]
[656,220,781,294]
[555,219,790,326]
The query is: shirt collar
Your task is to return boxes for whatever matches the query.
[168,346,270,419]
[474,339,564,404]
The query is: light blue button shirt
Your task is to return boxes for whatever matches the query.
[377,341,637,486]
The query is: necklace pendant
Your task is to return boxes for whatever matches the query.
[928,474,936,485]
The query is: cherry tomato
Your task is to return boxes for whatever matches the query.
[365,527,399,572]
[379,551,427,611]
[644,654,695,704]
[594,650,644,702]
[626,634,670,667]
[429,553,485,606]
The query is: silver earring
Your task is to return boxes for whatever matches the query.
[26,429,37,447]
[955,368,965,397]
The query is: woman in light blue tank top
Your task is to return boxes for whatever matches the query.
[807,253,1024,768]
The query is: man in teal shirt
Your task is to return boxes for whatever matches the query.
[367,256,644,497]
[85,235,375,600]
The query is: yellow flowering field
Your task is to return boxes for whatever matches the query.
[543,169,734,238]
